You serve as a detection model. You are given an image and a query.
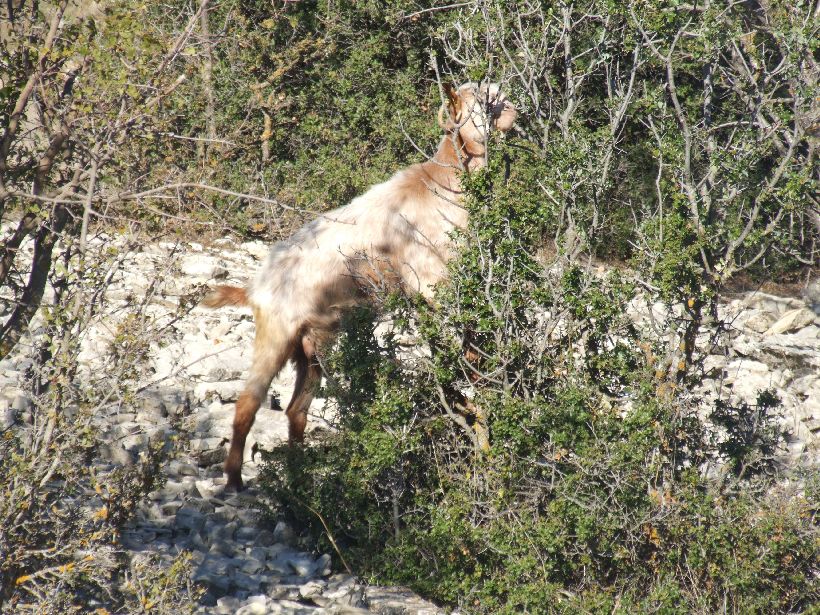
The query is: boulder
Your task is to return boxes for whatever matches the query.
[765,308,818,336]
[743,311,776,333]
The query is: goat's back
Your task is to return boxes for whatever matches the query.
[248,163,466,328]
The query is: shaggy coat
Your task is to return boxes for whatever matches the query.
[205,83,517,490]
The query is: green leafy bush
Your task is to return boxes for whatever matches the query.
[260,144,817,612]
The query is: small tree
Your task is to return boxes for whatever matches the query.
[0,2,210,610]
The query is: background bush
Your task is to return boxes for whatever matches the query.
[253,1,817,611]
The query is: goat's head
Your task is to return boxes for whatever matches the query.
[438,82,518,146]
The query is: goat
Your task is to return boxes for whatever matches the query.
[203,82,517,490]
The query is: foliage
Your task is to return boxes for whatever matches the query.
[261,146,817,612]
[261,134,816,615]
[710,389,788,479]
[243,0,816,612]
[0,226,201,610]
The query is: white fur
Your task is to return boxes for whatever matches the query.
[249,170,466,319]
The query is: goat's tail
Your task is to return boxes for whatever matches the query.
[202,285,249,308]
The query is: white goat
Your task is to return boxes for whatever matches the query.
[204,82,517,490]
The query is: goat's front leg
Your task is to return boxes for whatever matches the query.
[226,391,262,491]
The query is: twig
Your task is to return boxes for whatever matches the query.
[294,496,353,575]
[108,183,298,211]
[400,2,471,21]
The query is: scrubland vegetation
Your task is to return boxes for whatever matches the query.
[1,0,817,612]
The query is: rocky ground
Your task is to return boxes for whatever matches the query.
[700,290,820,466]
[1,236,443,615]
[627,282,820,468]
[1,235,818,613]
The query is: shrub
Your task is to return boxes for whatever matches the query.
[260,141,817,613]
[0,237,202,613]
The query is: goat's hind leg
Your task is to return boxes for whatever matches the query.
[226,317,289,491]
[285,335,321,443]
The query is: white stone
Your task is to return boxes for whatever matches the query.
[314,553,331,577]
[794,325,820,340]
[298,580,326,599]
[216,596,241,612]
[235,601,267,615]
[240,558,264,575]
[743,311,776,333]
[742,292,803,315]
[195,479,221,500]
[765,308,818,336]
[288,553,318,576]
[194,380,245,403]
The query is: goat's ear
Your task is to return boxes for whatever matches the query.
[443,82,461,118]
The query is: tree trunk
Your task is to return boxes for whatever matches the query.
[0,206,69,359]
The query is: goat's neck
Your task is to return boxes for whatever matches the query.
[434,133,486,173]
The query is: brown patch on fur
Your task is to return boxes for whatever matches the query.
[392,133,484,209]
[202,285,249,308]
[348,253,405,298]
[284,336,321,442]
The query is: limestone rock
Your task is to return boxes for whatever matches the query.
[765,308,818,336]
[742,292,803,315]
[194,446,227,468]
[312,574,367,609]
[299,580,327,600]
[743,311,776,333]
[366,586,445,615]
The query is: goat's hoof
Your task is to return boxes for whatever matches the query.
[225,476,245,492]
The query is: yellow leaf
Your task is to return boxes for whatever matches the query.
[15,575,32,585]
[645,524,661,547]
[93,506,109,521]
